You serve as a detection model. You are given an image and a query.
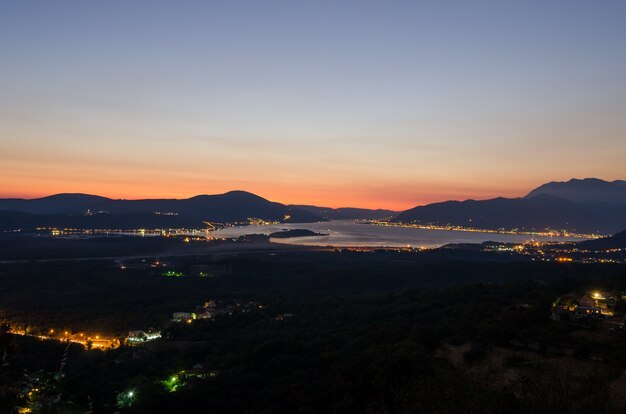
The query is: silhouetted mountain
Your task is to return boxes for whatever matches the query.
[525,178,626,204]
[393,194,626,234]
[0,210,201,231]
[0,193,111,214]
[577,230,626,250]
[292,205,397,220]
[93,191,321,222]
[5,179,625,233]
[0,191,322,230]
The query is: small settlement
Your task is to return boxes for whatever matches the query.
[125,299,265,345]
[551,290,626,329]
[171,300,264,322]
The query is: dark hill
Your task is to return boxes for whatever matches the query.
[0,191,322,229]
[525,178,626,204]
[0,210,201,231]
[91,191,320,223]
[393,194,626,234]
[577,230,626,250]
[292,205,397,220]
[0,193,111,214]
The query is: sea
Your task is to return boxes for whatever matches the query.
[212,220,584,248]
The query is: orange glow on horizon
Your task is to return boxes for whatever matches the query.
[2,2,626,215]
[0,180,532,211]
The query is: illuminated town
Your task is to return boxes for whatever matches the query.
[368,219,604,240]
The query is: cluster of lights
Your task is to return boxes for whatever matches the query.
[369,220,604,239]
[163,270,185,277]
[246,217,280,226]
[8,326,117,350]
[43,227,221,238]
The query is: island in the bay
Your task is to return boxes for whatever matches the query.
[268,229,328,238]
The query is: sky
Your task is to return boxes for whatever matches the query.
[1,1,625,209]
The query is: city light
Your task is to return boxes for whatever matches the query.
[368,220,604,240]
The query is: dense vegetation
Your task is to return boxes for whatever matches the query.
[1,241,626,412]
[0,234,182,261]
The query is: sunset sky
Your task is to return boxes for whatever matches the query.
[1,1,625,209]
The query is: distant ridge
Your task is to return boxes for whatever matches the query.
[394,178,626,234]
[3,178,625,233]
[0,190,397,231]
[0,193,111,214]
[525,178,626,204]
[578,229,626,250]
[292,205,397,220]
[0,191,321,230]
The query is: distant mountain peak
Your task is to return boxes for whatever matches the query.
[393,178,626,233]
[222,190,268,199]
[0,190,324,229]
[38,193,111,201]
[525,177,626,204]
[0,193,113,215]
[188,190,270,203]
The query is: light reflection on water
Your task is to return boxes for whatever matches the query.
[213,220,582,248]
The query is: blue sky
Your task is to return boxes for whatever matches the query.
[1,1,625,208]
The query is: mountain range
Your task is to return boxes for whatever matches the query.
[292,205,397,220]
[526,178,626,204]
[394,178,626,234]
[1,178,624,234]
[0,191,391,231]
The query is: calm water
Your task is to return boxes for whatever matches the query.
[213,220,583,248]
